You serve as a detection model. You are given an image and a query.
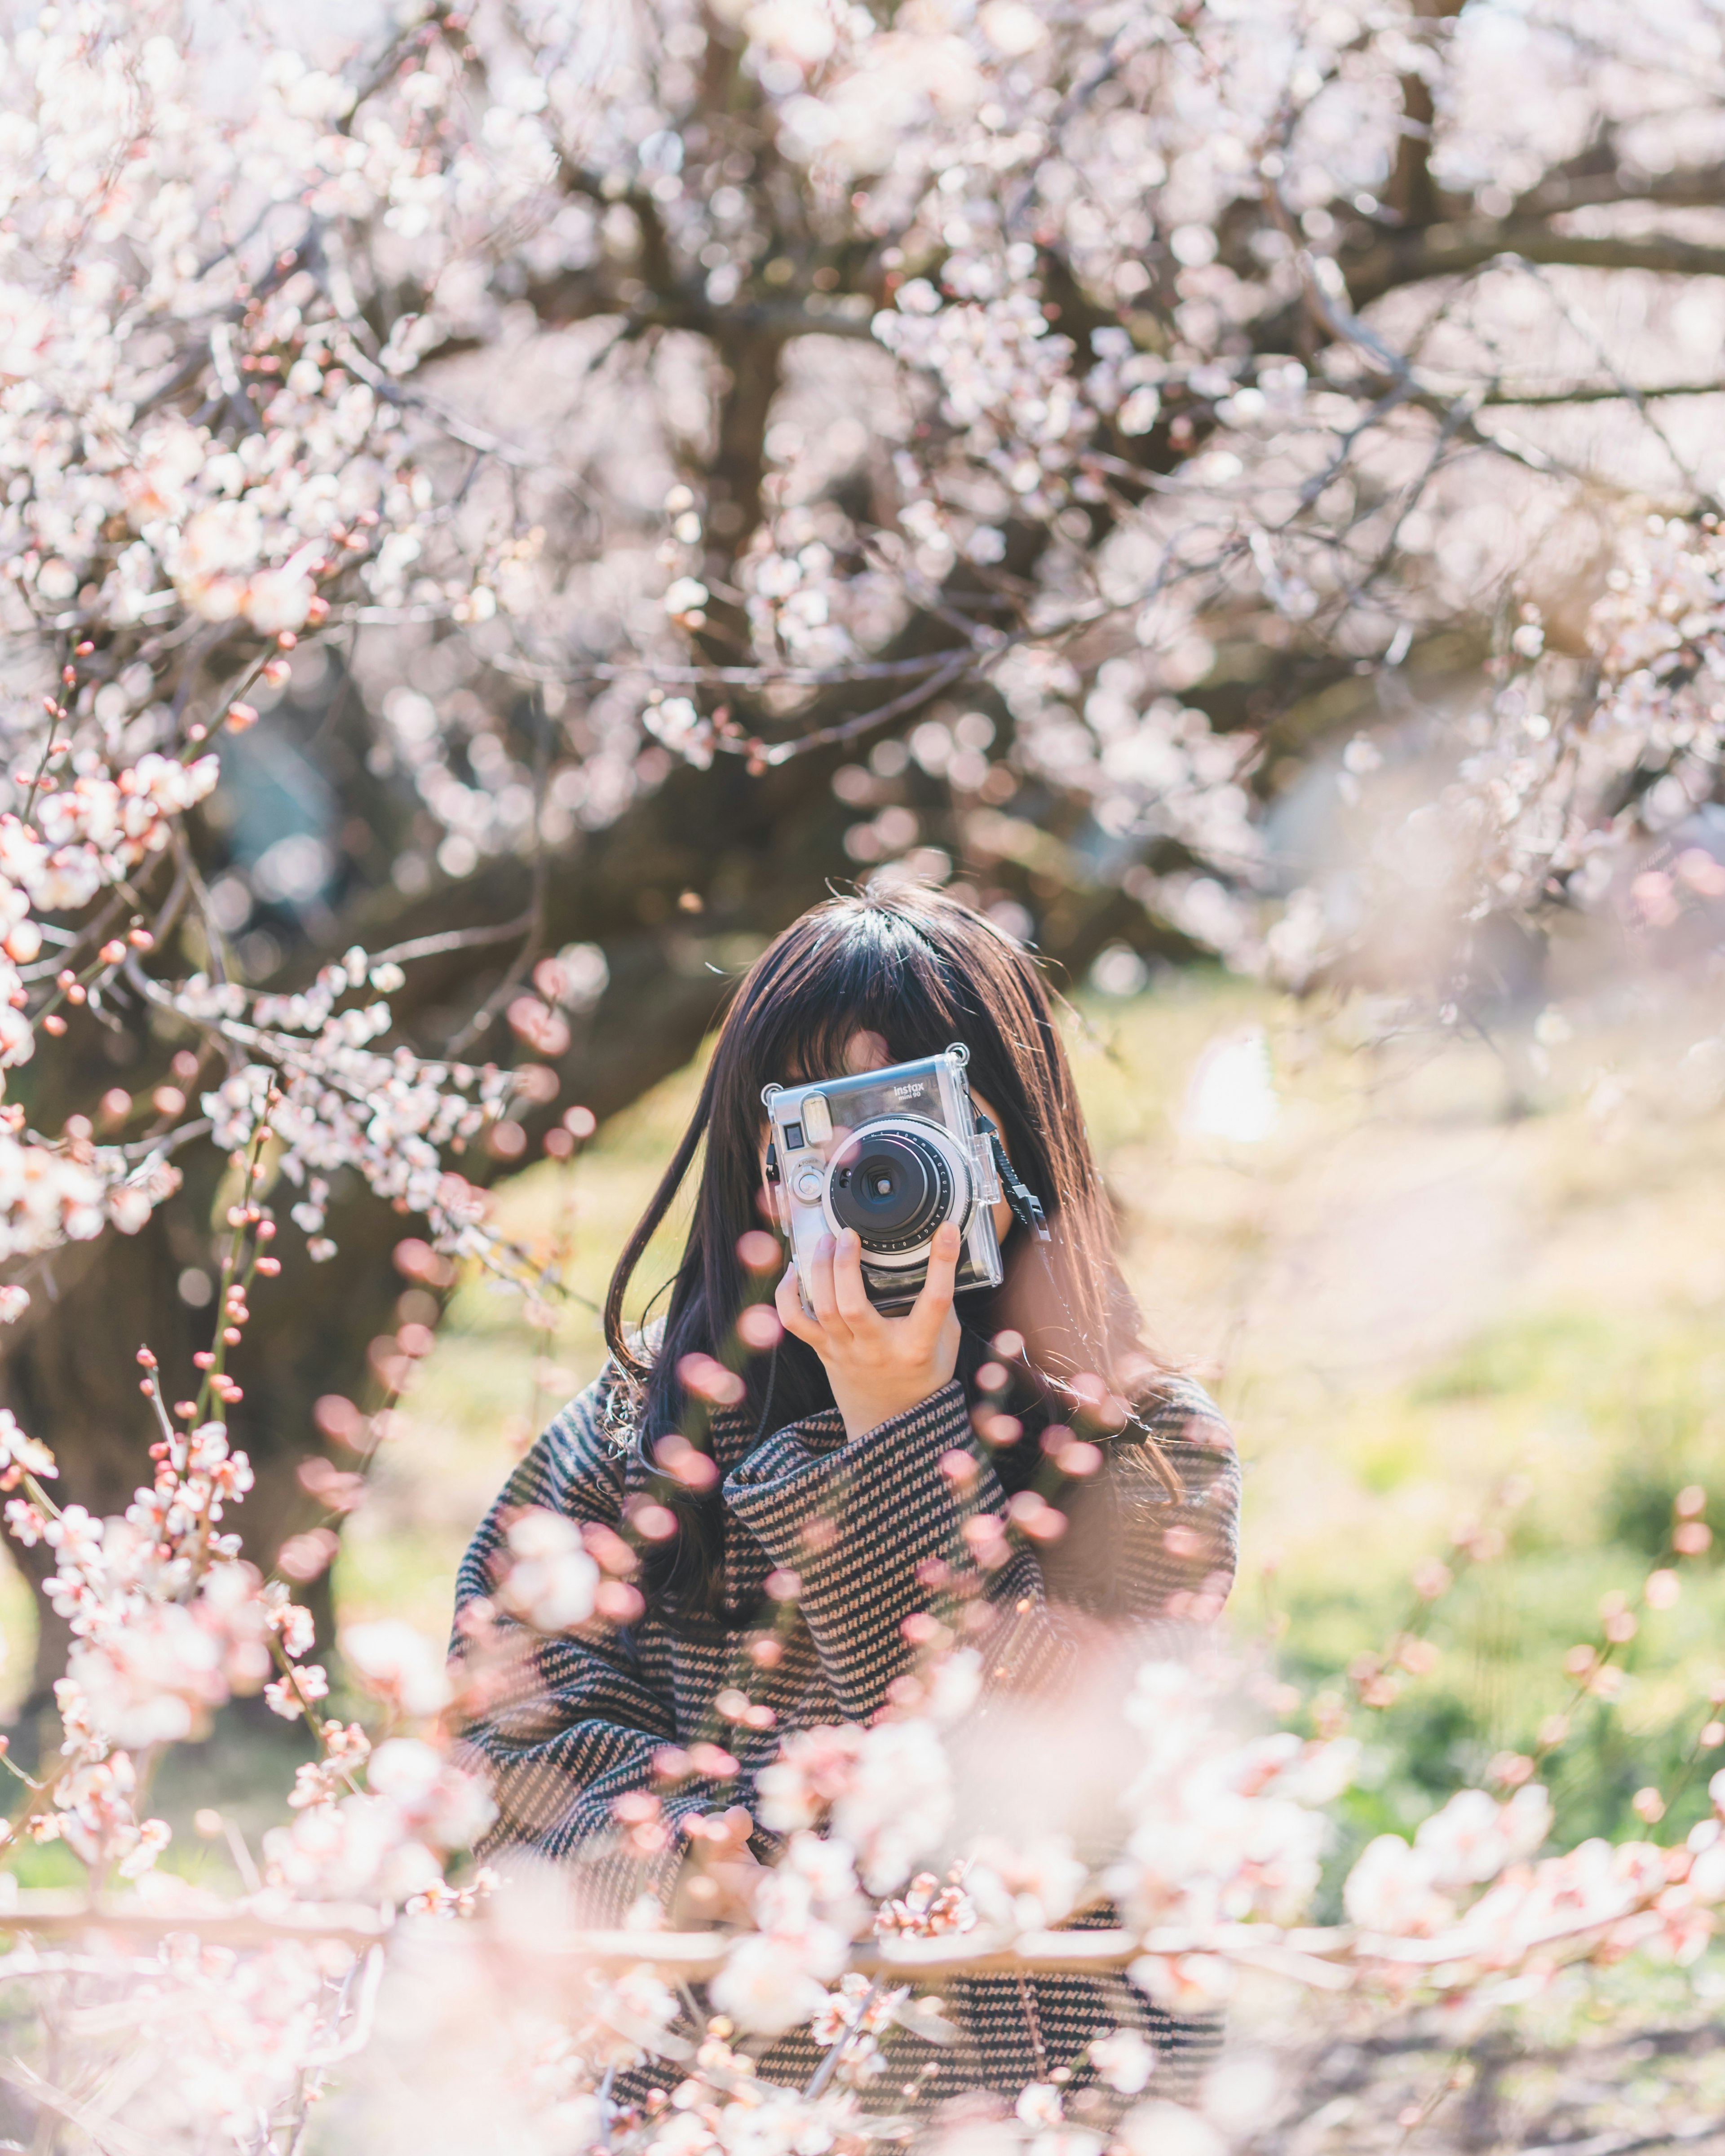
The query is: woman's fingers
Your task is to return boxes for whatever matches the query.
[804,1233,849,1338]
[830,1228,876,1326]
[709,1859,762,1922]
[904,1219,962,1355]
[774,1263,822,1348]
[715,1804,756,1854]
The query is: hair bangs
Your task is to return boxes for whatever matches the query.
[730,902,984,1094]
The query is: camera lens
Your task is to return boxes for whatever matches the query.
[830,1128,952,1253]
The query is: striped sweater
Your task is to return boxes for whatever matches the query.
[451,1368,1240,2106]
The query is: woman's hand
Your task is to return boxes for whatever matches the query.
[672,1805,762,1925]
[775,1219,962,1442]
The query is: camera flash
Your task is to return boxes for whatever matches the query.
[802,1094,832,1143]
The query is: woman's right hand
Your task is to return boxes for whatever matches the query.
[774,1219,962,1442]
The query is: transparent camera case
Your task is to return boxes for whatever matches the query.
[763,1045,1004,1314]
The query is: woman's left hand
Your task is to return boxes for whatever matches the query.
[775,1220,962,1443]
[672,1806,763,1925]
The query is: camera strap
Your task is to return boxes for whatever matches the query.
[975,1114,1051,1241]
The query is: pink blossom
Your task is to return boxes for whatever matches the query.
[830,1718,953,1892]
[967,1833,1088,1930]
[710,1929,844,2035]
[1343,1835,1457,1938]
[1116,2101,1228,2156]
[0,1407,56,1480]
[495,1509,599,1633]
[756,1722,867,1832]
[1128,1953,1237,2014]
[1090,2028,1158,2095]
[1017,2082,1064,2127]
[341,1618,454,1718]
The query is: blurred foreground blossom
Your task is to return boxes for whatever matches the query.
[11,1342,1725,2150]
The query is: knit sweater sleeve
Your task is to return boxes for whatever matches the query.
[1083,1379,1239,1616]
[450,1372,725,1919]
[722,1378,1039,1722]
[722,1377,1238,1719]
[994,1377,1240,1689]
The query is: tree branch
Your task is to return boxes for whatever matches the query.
[518,270,878,345]
[1513,156,1725,226]
[0,1900,1340,1988]
[1346,221,1725,305]
[1473,379,1725,407]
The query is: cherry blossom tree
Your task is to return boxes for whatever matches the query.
[6,0,1725,1670]
[11,0,1725,2140]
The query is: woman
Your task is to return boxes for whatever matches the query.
[452,885,1239,2106]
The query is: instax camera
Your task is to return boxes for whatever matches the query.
[763,1045,1044,1315]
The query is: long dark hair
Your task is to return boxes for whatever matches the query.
[602,884,1173,1622]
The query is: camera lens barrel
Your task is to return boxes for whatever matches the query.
[828,1126,958,1254]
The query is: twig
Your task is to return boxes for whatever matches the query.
[805,1977,883,2099]
[0,2064,153,2156]
[369,916,535,968]
[0,1892,386,1949]
[488,650,972,690]
[751,648,978,767]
